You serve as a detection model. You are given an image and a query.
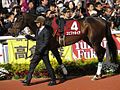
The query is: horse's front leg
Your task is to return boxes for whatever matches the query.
[50,48,68,79]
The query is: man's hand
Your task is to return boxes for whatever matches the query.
[25,35,32,40]
[25,35,36,41]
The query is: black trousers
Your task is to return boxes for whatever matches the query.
[50,48,62,65]
[26,53,56,83]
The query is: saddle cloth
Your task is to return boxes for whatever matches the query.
[52,17,81,36]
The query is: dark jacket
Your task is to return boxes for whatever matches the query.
[35,26,51,55]
[27,25,59,54]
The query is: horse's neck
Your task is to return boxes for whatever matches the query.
[29,24,37,34]
[24,13,37,34]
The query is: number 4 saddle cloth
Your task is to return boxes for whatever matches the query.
[52,17,81,36]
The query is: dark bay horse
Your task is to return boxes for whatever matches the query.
[9,13,118,80]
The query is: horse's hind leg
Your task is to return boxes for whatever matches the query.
[83,37,105,80]
[91,42,106,80]
[50,48,68,79]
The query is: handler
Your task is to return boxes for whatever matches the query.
[22,16,67,86]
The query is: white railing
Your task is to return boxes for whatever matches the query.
[0,35,25,40]
[111,30,120,34]
[0,31,120,40]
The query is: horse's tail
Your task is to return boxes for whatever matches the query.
[105,21,118,63]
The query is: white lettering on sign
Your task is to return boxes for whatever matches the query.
[72,39,107,59]
[75,41,91,49]
[76,49,96,59]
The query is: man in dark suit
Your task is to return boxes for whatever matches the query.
[22,16,67,86]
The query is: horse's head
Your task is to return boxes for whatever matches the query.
[8,14,26,37]
[9,13,38,36]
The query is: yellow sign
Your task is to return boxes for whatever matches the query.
[7,39,35,64]
[49,46,72,61]
[7,39,72,64]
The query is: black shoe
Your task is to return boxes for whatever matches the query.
[48,81,56,86]
[21,80,28,83]
[23,83,31,86]
[21,80,30,86]
[59,74,67,83]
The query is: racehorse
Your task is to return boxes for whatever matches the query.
[9,13,118,80]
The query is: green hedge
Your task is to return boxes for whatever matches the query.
[0,58,120,80]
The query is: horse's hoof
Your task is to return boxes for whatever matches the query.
[91,74,102,81]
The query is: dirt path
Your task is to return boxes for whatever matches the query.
[0,75,120,90]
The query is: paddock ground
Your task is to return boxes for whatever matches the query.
[0,74,120,90]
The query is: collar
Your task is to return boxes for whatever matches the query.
[38,25,45,35]
[39,26,45,31]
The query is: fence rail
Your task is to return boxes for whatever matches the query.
[0,36,25,40]
[0,31,120,40]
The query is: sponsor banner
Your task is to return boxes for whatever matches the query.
[6,35,120,63]
[49,46,72,61]
[3,45,9,63]
[8,39,35,64]
[0,43,4,64]
[7,39,72,64]
[72,35,120,60]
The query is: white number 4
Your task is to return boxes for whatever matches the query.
[71,21,78,31]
